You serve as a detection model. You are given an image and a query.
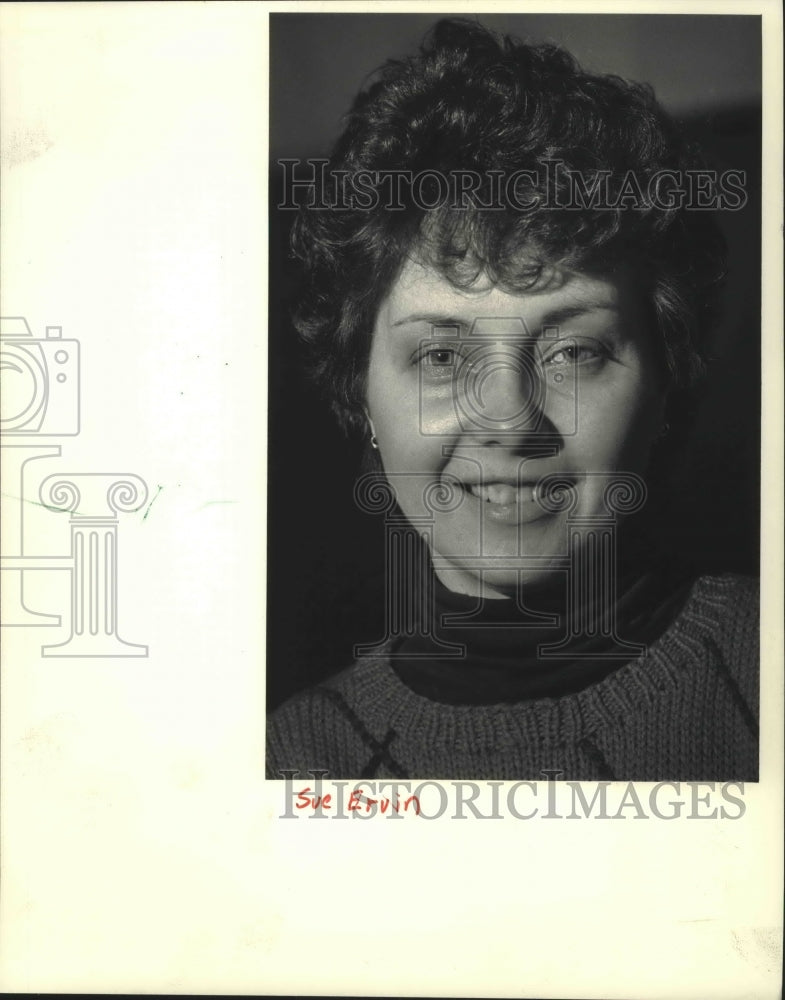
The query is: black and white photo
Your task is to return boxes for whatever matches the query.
[268,13,762,781]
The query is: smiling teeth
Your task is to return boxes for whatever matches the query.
[468,483,534,505]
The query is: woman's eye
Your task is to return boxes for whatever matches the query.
[542,341,606,367]
[425,348,456,366]
[411,344,464,381]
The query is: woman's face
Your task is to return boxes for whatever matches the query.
[365,257,667,596]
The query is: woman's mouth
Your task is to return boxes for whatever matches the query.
[463,481,550,525]
[466,482,536,505]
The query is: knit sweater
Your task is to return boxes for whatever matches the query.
[266,574,759,781]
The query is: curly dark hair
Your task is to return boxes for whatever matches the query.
[289,17,726,436]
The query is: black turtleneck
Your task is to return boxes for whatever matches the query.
[390,514,697,705]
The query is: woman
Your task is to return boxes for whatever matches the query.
[267,18,759,781]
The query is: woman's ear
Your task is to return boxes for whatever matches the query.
[363,407,378,449]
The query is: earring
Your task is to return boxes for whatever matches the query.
[363,408,378,449]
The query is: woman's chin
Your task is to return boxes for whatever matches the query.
[429,516,569,594]
[433,560,566,599]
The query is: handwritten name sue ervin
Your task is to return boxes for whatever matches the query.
[291,784,422,818]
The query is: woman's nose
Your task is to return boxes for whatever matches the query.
[457,345,545,437]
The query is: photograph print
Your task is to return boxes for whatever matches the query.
[266,12,761,782]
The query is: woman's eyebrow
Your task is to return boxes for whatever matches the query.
[390,303,618,332]
[539,302,619,327]
[391,313,467,329]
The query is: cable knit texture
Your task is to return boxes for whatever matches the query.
[266,575,759,781]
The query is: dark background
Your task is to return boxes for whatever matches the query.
[267,13,761,710]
